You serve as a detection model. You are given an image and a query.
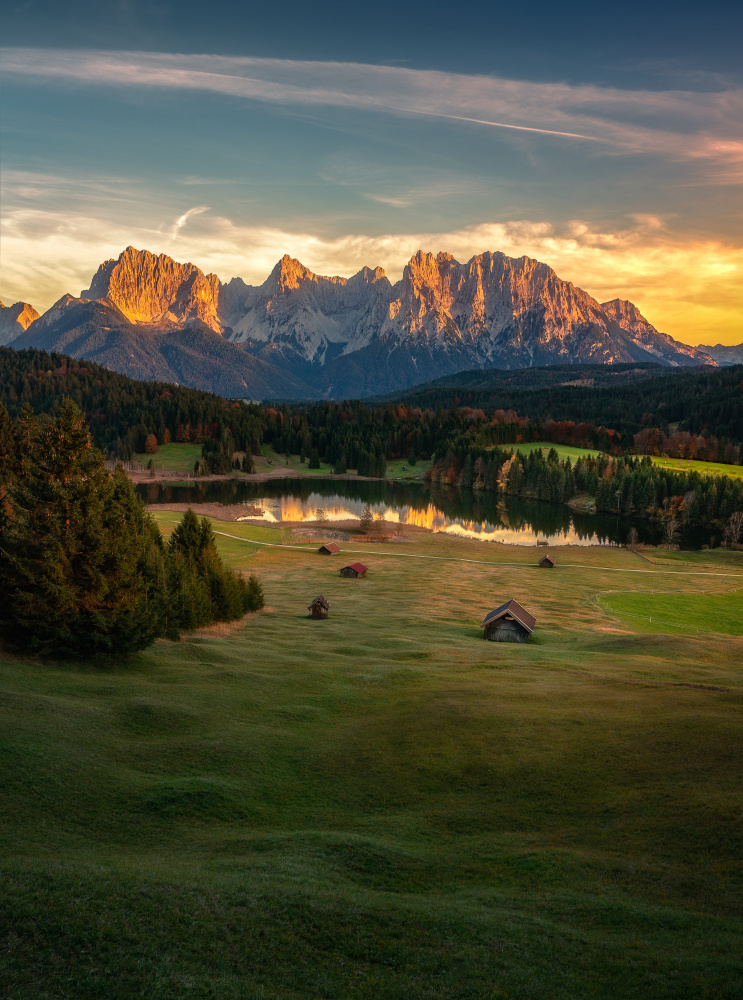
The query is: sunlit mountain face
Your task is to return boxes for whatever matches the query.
[12,245,717,398]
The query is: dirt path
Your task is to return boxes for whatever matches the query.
[151,514,743,579]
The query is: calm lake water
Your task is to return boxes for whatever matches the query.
[136,477,695,548]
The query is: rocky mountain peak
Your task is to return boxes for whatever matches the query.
[602,298,645,328]
[348,265,387,285]
[25,243,715,399]
[81,246,223,331]
[266,255,325,293]
[602,297,713,366]
[0,300,41,345]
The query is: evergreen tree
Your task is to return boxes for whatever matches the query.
[0,403,17,480]
[246,574,265,611]
[0,401,162,656]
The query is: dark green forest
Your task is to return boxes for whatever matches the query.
[0,347,265,473]
[0,399,264,656]
[385,363,743,461]
[2,346,742,541]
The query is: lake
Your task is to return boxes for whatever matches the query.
[136,477,696,547]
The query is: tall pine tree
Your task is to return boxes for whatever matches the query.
[0,401,162,656]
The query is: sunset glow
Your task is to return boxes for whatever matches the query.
[2,4,742,347]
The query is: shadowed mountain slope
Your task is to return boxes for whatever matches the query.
[18,246,714,398]
[16,298,315,399]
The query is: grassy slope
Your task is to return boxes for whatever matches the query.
[513,441,601,462]
[515,441,743,479]
[599,588,743,636]
[1,520,742,999]
[648,455,743,479]
[133,441,743,483]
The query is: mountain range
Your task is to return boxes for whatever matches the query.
[6,245,729,398]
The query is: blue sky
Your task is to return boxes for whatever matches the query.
[1,0,742,344]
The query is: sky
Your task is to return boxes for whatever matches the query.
[1,0,742,345]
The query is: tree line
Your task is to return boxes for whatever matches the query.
[390,363,743,459]
[0,399,264,657]
[0,347,265,466]
[426,446,743,543]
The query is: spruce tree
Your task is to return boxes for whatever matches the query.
[0,401,163,656]
[246,574,265,611]
[0,403,17,480]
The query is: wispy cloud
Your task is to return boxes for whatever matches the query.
[170,205,209,238]
[2,204,741,345]
[3,48,743,179]
[363,193,411,207]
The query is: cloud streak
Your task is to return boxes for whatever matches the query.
[3,48,743,178]
[170,205,209,238]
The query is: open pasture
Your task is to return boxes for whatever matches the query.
[134,441,203,473]
[514,441,743,479]
[513,441,601,463]
[648,455,743,479]
[1,519,742,999]
[600,587,743,636]
[258,446,431,481]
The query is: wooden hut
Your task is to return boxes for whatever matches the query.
[317,542,340,555]
[538,554,555,568]
[308,595,329,619]
[481,600,535,643]
[340,562,368,578]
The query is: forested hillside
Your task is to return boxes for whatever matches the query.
[0,347,265,463]
[389,363,743,456]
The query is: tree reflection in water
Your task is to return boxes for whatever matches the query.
[139,477,685,547]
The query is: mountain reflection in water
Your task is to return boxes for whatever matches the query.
[138,477,672,547]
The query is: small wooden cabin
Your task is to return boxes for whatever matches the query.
[481,600,535,643]
[340,562,368,578]
[317,542,340,555]
[308,595,330,619]
[538,555,555,568]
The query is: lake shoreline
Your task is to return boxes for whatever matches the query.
[127,467,420,486]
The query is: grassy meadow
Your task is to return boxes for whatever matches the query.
[648,455,743,479]
[133,440,743,486]
[514,441,743,479]
[513,441,601,463]
[258,445,431,481]
[2,516,742,999]
[134,441,203,473]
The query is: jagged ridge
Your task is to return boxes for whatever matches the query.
[0,300,40,346]
[16,245,716,398]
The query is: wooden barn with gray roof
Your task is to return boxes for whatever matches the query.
[481,600,535,643]
[308,595,330,619]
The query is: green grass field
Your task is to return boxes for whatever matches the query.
[258,446,431,481]
[2,518,742,999]
[134,441,203,473]
[513,441,743,479]
[649,455,743,479]
[513,441,601,463]
[599,587,743,636]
